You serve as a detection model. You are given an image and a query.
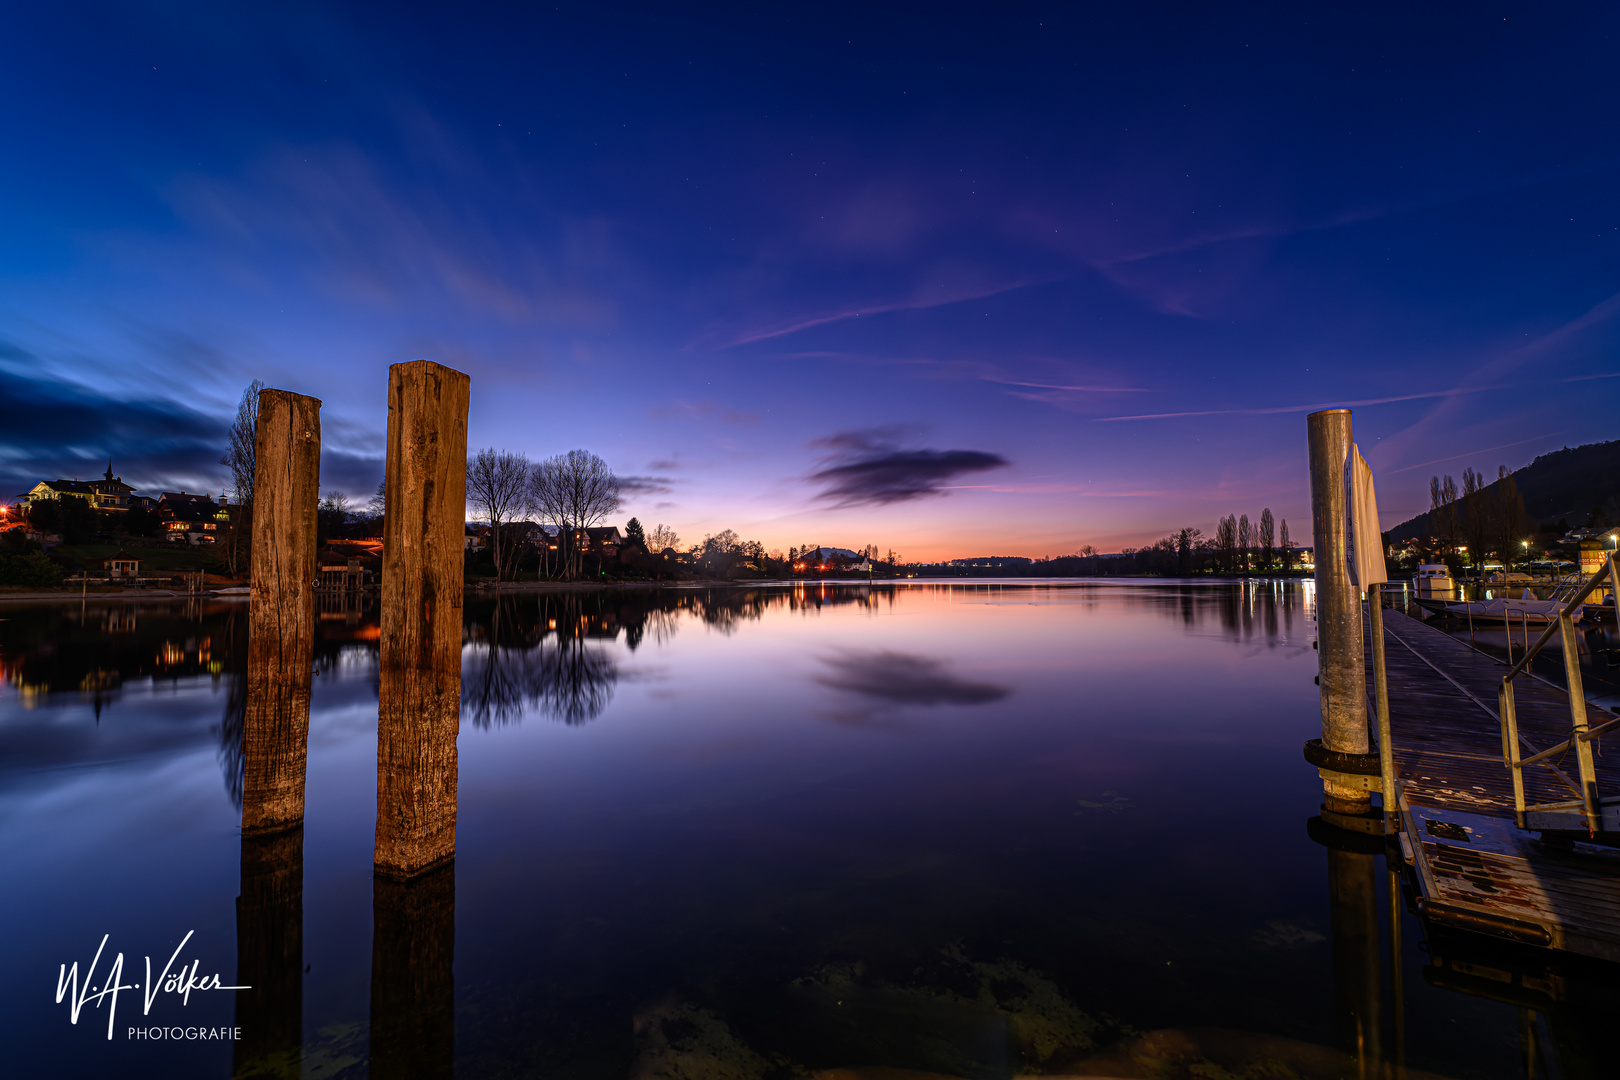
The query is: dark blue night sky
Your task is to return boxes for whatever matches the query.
[3,3,1617,556]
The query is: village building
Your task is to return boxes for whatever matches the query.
[17,463,139,512]
[87,550,142,579]
[158,491,228,545]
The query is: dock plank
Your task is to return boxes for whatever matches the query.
[1369,610,1620,962]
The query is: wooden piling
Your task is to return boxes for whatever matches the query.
[1307,408,1372,813]
[375,360,470,878]
[242,389,322,835]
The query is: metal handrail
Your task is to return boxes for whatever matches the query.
[1498,552,1620,832]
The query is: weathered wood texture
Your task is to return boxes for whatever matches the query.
[1377,610,1620,961]
[243,389,321,836]
[1308,409,1371,813]
[376,360,469,877]
[233,828,304,1078]
[370,863,455,1080]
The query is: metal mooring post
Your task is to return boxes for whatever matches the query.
[1307,408,1372,816]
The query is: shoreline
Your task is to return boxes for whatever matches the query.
[0,574,1324,605]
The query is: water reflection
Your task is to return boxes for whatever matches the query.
[233,828,304,1079]
[461,595,619,728]
[12,580,1613,1078]
[814,650,1011,707]
[370,864,456,1080]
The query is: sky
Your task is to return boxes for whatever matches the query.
[2,2,1618,560]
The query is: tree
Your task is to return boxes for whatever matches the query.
[32,496,99,545]
[1176,527,1202,575]
[624,518,647,551]
[528,449,622,579]
[1216,514,1238,574]
[1460,467,1493,572]
[0,529,63,586]
[123,503,161,538]
[1237,514,1251,572]
[25,497,63,536]
[649,523,680,555]
[1258,509,1275,572]
[318,491,352,546]
[1280,519,1294,571]
[467,449,532,581]
[1429,473,1460,568]
[220,380,264,578]
[1495,466,1530,569]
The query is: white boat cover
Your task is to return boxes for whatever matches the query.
[1345,442,1387,589]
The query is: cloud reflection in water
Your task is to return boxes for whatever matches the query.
[813,650,1010,727]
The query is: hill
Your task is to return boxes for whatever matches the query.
[1386,439,1620,542]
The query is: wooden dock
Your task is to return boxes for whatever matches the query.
[1375,609,1620,962]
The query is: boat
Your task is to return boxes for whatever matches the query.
[1583,595,1617,625]
[1486,571,1534,586]
[1413,589,1573,625]
[1413,564,1455,595]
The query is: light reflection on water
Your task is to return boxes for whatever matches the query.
[0,581,1590,1078]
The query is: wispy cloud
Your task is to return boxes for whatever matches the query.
[1381,433,1564,475]
[692,277,1052,352]
[1096,372,1620,422]
[619,475,676,496]
[650,400,761,425]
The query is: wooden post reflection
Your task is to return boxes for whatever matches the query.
[375,360,469,876]
[235,388,321,1077]
[234,829,304,1079]
[1327,846,1382,1073]
[370,863,456,1079]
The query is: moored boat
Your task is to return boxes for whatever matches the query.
[1413,564,1455,595]
[1413,589,1572,625]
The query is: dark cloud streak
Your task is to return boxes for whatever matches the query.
[807,428,1008,506]
[0,363,228,497]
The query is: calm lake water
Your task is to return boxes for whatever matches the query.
[0,581,1605,1078]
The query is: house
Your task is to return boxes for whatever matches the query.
[579,526,622,556]
[159,491,227,545]
[19,463,139,512]
[316,545,375,590]
[88,550,141,579]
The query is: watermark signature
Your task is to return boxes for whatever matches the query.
[55,931,248,1040]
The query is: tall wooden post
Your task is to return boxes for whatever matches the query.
[243,389,322,835]
[376,360,470,877]
[235,388,319,1077]
[1307,408,1371,814]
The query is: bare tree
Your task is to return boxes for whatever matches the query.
[648,523,680,554]
[1258,508,1275,572]
[528,450,622,579]
[219,380,264,578]
[318,491,352,544]
[467,449,532,582]
[1279,519,1294,571]
[1460,467,1493,573]
[1237,513,1252,572]
[1216,514,1238,574]
[1495,465,1530,569]
[1429,474,1459,565]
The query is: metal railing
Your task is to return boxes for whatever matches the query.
[1498,552,1620,832]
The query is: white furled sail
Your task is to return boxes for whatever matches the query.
[1344,442,1388,589]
